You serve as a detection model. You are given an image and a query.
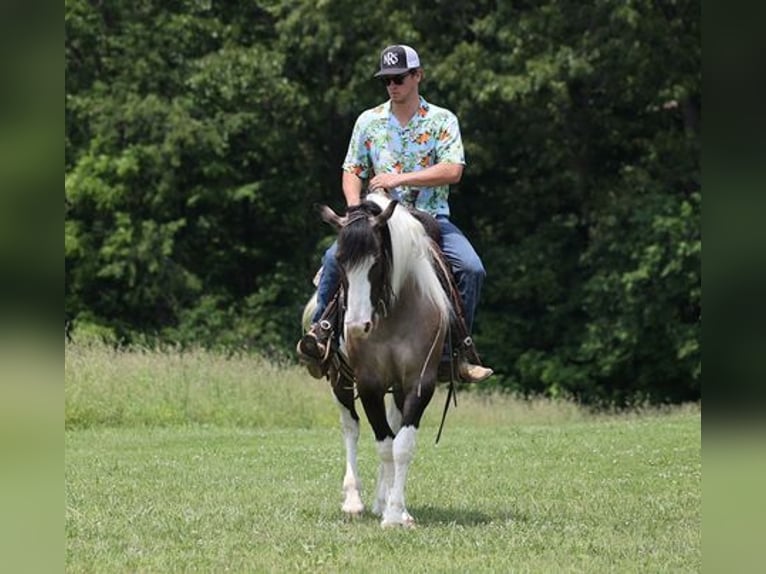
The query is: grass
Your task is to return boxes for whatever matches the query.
[65,341,336,429]
[65,342,701,572]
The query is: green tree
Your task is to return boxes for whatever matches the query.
[65,0,700,403]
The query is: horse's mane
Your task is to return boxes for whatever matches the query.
[365,192,451,320]
[337,202,390,269]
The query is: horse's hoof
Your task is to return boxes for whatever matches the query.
[402,511,416,529]
[342,507,364,519]
[380,519,416,529]
[380,511,416,529]
[342,500,364,517]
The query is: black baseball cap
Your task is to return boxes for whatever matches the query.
[373,45,421,77]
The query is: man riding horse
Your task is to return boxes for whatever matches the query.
[297,44,493,384]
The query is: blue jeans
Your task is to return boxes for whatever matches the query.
[312,216,486,334]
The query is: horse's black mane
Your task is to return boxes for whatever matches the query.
[336,199,394,310]
[336,200,388,268]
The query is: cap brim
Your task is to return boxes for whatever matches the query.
[373,67,411,78]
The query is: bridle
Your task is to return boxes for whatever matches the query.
[337,210,394,328]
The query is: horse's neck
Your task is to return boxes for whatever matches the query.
[386,238,447,323]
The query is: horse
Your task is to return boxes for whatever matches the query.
[303,191,452,528]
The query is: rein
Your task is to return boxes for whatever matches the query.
[343,211,370,226]
[435,321,458,445]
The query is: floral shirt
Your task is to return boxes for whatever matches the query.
[342,96,465,216]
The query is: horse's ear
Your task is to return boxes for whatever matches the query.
[316,203,345,230]
[373,199,398,229]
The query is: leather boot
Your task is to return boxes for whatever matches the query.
[457,361,493,383]
[456,336,494,383]
[296,320,333,379]
[437,358,493,384]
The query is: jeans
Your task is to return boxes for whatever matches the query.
[312,241,340,323]
[312,215,486,334]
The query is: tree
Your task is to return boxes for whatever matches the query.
[65,0,700,403]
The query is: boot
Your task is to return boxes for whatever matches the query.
[458,360,493,383]
[459,332,493,383]
[437,357,493,384]
[439,333,494,384]
[296,320,333,379]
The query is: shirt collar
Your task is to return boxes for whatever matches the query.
[383,96,430,124]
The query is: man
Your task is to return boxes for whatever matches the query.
[298,44,493,384]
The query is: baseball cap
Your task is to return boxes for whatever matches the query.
[373,45,421,77]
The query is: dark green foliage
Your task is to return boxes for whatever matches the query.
[65,0,700,404]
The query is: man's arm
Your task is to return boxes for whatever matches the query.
[342,171,364,207]
[368,162,463,192]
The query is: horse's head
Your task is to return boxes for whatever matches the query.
[319,199,397,340]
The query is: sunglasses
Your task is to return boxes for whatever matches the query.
[381,71,414,86]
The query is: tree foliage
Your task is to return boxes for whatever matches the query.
[65,0,700,404]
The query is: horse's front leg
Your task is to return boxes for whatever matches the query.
[333,381,364,517]
[382,425,417,528]
[380,381,436,528]
[357,384,396,519]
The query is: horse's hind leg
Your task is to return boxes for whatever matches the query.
[386,396,403,434]
[372,396,402,516]
[333,378,364,517]
[372,436,394,518]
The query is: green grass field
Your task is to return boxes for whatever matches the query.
[66,343,701,572]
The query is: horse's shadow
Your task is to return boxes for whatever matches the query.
[405,504,523,527]
[330,504,527,527]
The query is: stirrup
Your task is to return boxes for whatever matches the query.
[297,320,334,378]
[314,320,333,361]
[458,335,485,368]
[448,335,493,383]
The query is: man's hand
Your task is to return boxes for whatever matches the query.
[369,172,403,192]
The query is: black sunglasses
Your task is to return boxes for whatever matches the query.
[381,71,414,86]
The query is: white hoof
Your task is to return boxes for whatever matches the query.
[380,510,416,529]
[342,505,364,517]
[342,495,364,517]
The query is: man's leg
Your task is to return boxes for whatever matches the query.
[297,241,340,378]
[312,242,340,323]
[436,217,493,383]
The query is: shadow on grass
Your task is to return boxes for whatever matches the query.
[307,503,525,528]
[409,504,523,527]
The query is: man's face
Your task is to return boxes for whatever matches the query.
[381,70,420,102]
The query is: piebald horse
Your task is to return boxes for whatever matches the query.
[304,191,451,528]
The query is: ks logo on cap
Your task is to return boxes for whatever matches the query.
[382,51,399,66]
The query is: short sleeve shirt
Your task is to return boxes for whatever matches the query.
[342,96,465,216]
